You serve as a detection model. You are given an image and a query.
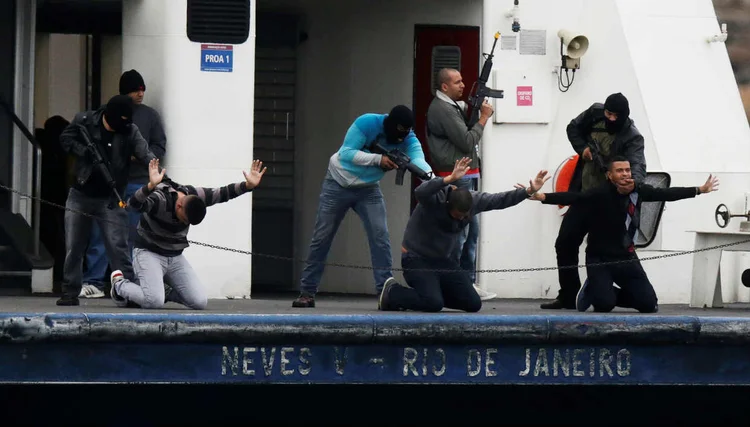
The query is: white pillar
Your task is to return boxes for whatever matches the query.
[100,35,123,105]
[122,0,257,299]
[12,0,36,222]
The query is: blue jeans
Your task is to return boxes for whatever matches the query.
[81,182,143,290]
[82,223,108,290]
[453,177,480,283]
[300,177,393,295]
[392,252,481,313]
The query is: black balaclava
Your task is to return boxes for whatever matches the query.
[104,95,134,134]
[603,92,630,134]
[119,69,146,95]
[383,105,414,143]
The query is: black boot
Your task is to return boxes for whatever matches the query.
[56,295,80,306]
[540,299,575,310]
[292,293,315,308]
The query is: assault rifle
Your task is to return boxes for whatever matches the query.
[587,138,608,174]
[370,143,431,186]
[77,124,127,208]
[467,31,505,128]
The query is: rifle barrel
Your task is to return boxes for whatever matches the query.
[490,32,500,53]
[405,163,430,181]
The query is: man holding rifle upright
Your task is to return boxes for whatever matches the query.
[293,105,432,308]
[426,68,495,300]
[425,33,504,301]
[540,92,647,310]
[56,94,157,306]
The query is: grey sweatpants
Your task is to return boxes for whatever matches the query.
[115,247,208,310]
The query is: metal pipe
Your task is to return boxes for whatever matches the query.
[33,145,41,257]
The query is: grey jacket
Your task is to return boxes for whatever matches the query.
[426,95,484,174]
[402,178,529,260]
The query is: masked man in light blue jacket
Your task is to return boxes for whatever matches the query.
[293,105,432,308]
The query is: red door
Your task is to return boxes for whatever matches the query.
[412,25,480,210]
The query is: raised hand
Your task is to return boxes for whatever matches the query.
[148,158,166,190]
[447,157,472,183]
[530,170,550,193]
[243,159,267,189]
[514,170,550,194]
[700,174,720,194]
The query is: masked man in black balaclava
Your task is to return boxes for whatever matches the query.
[80,70,169,301]
[540,92,647,310]
[56,94,158,306]
[292,105,433,308]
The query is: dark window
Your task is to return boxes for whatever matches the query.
[187,0,250,44]
[431,46,461,92]
[635,172,671,248]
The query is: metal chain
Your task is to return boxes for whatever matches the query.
[4,183,749,273]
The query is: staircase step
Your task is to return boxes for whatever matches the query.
[0,209,54,270]
[0,245,16,270]
[0,271,31,277]
[0,241,32,280]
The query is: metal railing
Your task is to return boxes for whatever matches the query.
[0,96,42,257]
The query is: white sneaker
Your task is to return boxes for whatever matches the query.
[473,284,497,301]
[79,283,105,299]
[109,270,127,307]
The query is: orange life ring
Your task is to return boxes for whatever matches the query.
[553,154,579,211]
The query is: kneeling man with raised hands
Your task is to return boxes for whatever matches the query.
[110,158,266,309]
[530,156,719,313]
[378,157,549,312]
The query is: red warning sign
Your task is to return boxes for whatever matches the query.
[517,86,533,106]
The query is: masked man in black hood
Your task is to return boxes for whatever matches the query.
[293,105,433,308]
[56,94,158,306]
[540,92,647,310]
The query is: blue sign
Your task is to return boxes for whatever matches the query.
[1,343,750,385]
[3,312,750,385]
[201,44,233,72]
